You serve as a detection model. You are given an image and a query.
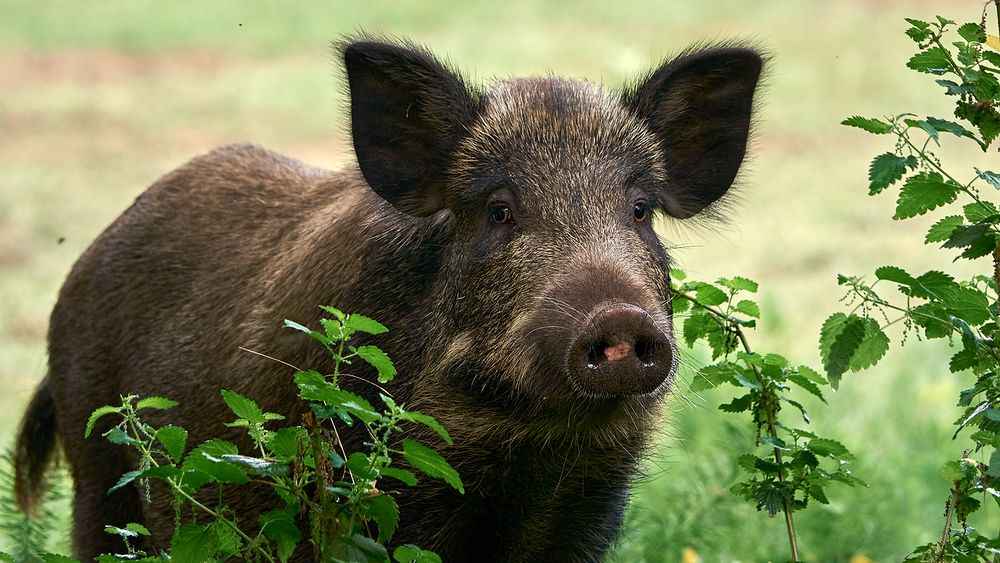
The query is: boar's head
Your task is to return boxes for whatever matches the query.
[343,38,762,437]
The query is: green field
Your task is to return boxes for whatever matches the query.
[2,0,998,560]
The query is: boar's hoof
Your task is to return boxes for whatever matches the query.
[568,303,672,397]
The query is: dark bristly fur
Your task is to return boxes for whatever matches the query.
[14,35,763,562]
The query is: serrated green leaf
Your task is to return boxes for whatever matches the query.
[905,118,940,144]
[331,534,389,563]
[135,396,178,411]
[966,67,1000,100]
[182,439,248,485]
[219,454,289,477]
[875,265,918,286]
[211,519,242,557]
[849,317,890,372]
[346,314,389,335]
[807,438,852,459]
[960,233,999,259]
[220,390,265,425]
[104,427,135,445]
[682,312,714,348]
[108,469,143,494]
[689,362,741,391]
[753,481,788,517]
[797,365,828,385]
[126,523,150,536]
[936,79,966,95]
[808,483,830,505]
[355,345,397,383]
[925,215,964,243]
[964,201,998,222]
[942,287,992,325]
[381,467,418,486]
[268,427,304,461]
[734,299,760,318]
[155,425,188,463]
[399,410,453,445]
[894,172,959,220]
[906,26,932,43]
[171,524,219,563]
[261,508,300,562]
[819,313,864,388]
[320,318,345,342]
[867,153,910,194]
[671,293,689,314]
[105,525,139,538]
[394,545,442,563]
[988,450,1000,478]
[787,371,826,403]
[402,439,463,494]
[366,494,400,543]
[911,303,952,338]
[717,276,758,293]
[925,117,978,140]
[910,270,958,300]
[284,319,330,345]
[941,459,975,482]
[942,223,989,249]
[907,46,951,74]
[294,371,380,423]
[84,405,121,438]
[842,116,893,134]
[957,101,1000,145]
[694,283,727,306]
[719,393,753,413]
[759,436,788,451]
[951,346,982,373]
[319,305,346,320]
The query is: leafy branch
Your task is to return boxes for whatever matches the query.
[672,270,862,562]
[837,9,1000,560]
[22,307,459,563]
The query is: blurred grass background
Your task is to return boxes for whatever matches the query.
[1,0,997,560]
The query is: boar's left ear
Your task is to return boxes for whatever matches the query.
[343,39,479,216]
[625,46,763,219]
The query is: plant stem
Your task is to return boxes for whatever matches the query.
[937,486,957,561]
[992,245,1000,298]
[305,411,334,559]
[734,328,801,561]
[673,291,800,561]
[123,405,276,563]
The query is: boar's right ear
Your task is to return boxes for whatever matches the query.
[625,46,763,219]
[343,39,479,217]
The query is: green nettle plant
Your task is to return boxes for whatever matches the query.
[831,6,1000,560]
[670,271,863,561]
[5,307,459,562]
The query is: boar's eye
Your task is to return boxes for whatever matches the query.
[488,203,513,225]
[633,200,652,223]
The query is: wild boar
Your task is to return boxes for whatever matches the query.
[15,36,762,561]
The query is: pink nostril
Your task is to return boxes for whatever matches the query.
[604,341,631,362]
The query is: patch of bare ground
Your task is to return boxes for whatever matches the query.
[0,47,234,89]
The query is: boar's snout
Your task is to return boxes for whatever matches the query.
[567,303,672,397]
